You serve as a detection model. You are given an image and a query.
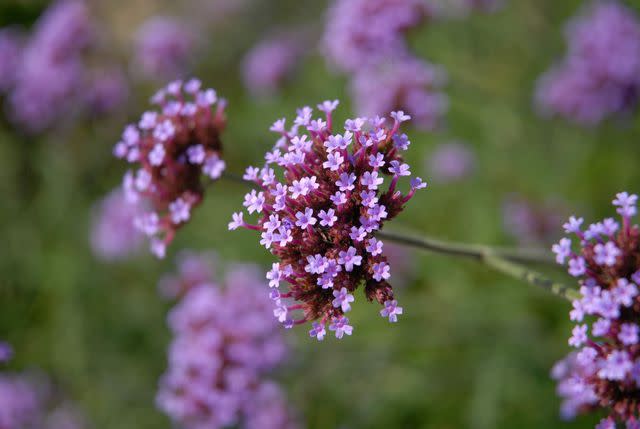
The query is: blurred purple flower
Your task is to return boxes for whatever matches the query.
[90,190,144,261]
[536,1,640,125]
[5,0,94,133]
[322,0,432,73]
[0,28,22,92]
[243,382,300,429]
[156,255,296,429]
[351,58,448,130]
[426,142,475,182]
[134,17,194,80]
[157,250,217,299]
[502,194,565,245]
[242,35,302,97]
[0,373,41,429]
[84,69,128,116]
[0,342,12,364]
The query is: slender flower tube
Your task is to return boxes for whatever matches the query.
[230,101,426,339]
[551,192,640,427]
[114,79,227,258]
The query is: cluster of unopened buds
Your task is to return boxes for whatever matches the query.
[551,192,640,428]
[230,101,426,340]
[114,79,227,258]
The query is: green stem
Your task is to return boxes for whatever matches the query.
[221,171,247,185]
[376,229,555,265]
[377,229,579,301]
[481,253,580,302]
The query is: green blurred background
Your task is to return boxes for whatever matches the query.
[2,0,640,427]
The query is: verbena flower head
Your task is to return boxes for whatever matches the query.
[242,34,302,97]
[230,102,426,339]
[535,1,640,125]
[552,192,640,427]
[134,17,194,80]
[350,57,448,130]
[427,141,475,183]
[115,79,226,258]
[322,0,432,73]
[156,255,293,429]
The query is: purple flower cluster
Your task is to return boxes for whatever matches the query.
[350,58,448,131]
[0,0,127,132]
[230,102,425,339]
[0,373,41,428]
[0,28,21,92]
[114,79,227,258]
[322,0,431,72]
[0,342,12,364]
[134,17,195,80]
[157,250,217,299]
[89,190,144,262]
[426,141,476,183]
[551,192,640,427]
[536,1,640,126]
[322,0,448,129]
[156,255,297,429]
[502,194,565,245]
[242,35,303,97]
[84,69,128,117]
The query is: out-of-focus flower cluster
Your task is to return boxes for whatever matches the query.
[322,0,448,129]
[0,347,87,429]
[134,17,195,81]
[426,141,476,183]
[0,372,40,429]
[90,190,145,262]
[551,192,640,428]
[242,33,304,97]
[536,1,640,126]
[502,194,565,245]
[156,253,298,429]
[0,0,127,133]
[350,58,448,131]
[230,102,426,339]
[114,79,227,258]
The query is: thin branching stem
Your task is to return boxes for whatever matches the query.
[377,229,578,301]
[376,229,555,265]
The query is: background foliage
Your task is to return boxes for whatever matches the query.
[1,0,640,427]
